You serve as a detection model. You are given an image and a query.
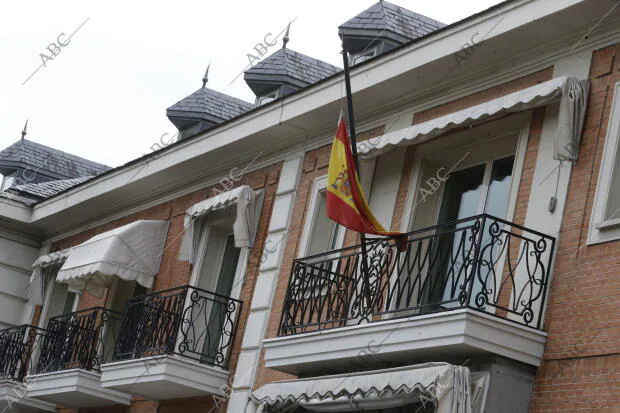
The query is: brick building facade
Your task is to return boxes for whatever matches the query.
[0,1,619,412]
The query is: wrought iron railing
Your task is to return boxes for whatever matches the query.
[34,307,123,374]
[0,325,46,381]
[113,285,243,369]
[279,214,556,336]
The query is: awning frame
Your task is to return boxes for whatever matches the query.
[28,248,71,306]
[252,363,476,413]
[55,220,170,297]
[360,76,589,162]
[178,185,263,264]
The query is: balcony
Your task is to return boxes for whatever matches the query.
[0,325,55,412]
[101,285,242,400]
[26,307,132,408]
[264,215,555,375]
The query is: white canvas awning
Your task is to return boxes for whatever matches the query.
[361,76,589,160]
[252,363,476,413]
[178,185,260,263]
[33,249,71,269]
[28,248,72,306]
[56,220,170,297]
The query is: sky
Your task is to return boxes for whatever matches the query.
[0,0,503,168]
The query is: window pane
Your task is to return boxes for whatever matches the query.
[306,190,338,256]
[62,292,76,314]
[214,234,241,298]
[47,283,71,321]
[484,156,515,218]
[437,164,486,224]
[1,176,14,191]
[606,153,620,220]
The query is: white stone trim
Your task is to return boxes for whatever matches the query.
[227,155,303,413]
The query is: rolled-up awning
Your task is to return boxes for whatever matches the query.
[361,76,589,160]
[178,185,261,263]
[56,220,169,297]
[252,363,481,413]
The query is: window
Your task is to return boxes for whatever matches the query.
[257,90,279,106]
[350,45,379,66]
[1,175,14,191]
[45,281,77,323]
[306,190,339,256]
[400,116,529,314]
[607,155,620,220]
[299,176,344,257]
[590,82,620,243]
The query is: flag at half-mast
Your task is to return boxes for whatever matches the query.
[326,116,401,237]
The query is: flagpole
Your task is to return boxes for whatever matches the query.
[341,46,373,310]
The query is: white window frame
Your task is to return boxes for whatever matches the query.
[182,213,249,364]
[188,217,248,301]
[256,89,280,106]
[350,44,380,66]
[38,272,79,329]
[390,113,530,317]
[403,113,531,233]
[589,81,620,244]
[297,175,346,258]
[1,175,14,191]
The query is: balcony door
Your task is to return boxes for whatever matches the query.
[428,156,515,308]
[190,213,245,365]
[45,282,77,323]
[101,279,147,363]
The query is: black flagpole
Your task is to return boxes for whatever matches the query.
[341,46,373,310]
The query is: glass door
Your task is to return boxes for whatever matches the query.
[191,225,242,365]
[201,234,241,363]
[428,156,515,308]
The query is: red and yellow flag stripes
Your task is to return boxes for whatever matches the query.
[326,117,402,237]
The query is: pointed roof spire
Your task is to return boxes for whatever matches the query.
[282,22,291,49]
[202,63,210,88]
[21,119,28,140]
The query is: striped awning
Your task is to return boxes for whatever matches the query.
[361,76,589,162]
[252,363,485,413]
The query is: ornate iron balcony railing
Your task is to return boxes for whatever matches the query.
[113,285,243,369]
[0,325,46,382]
[35,307,123,374]
[279,214,556,336]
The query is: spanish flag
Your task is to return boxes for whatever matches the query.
[327,116,401,238]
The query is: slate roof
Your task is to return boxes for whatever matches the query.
[244,48,341,86]
[167,88,254,121]
[0,139,111,180]
[339,1,445,41]
[0,176,93,205]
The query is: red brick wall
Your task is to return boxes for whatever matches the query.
[49,163,281,413]
[414,68,553,123]
[529,43,620,412]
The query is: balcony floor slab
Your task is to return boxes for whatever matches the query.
[264,309,547,375]
[26,369,132,408]
[0,380,56,412]
[101,355,229,400]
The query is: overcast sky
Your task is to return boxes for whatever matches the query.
[0,0,503,168]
